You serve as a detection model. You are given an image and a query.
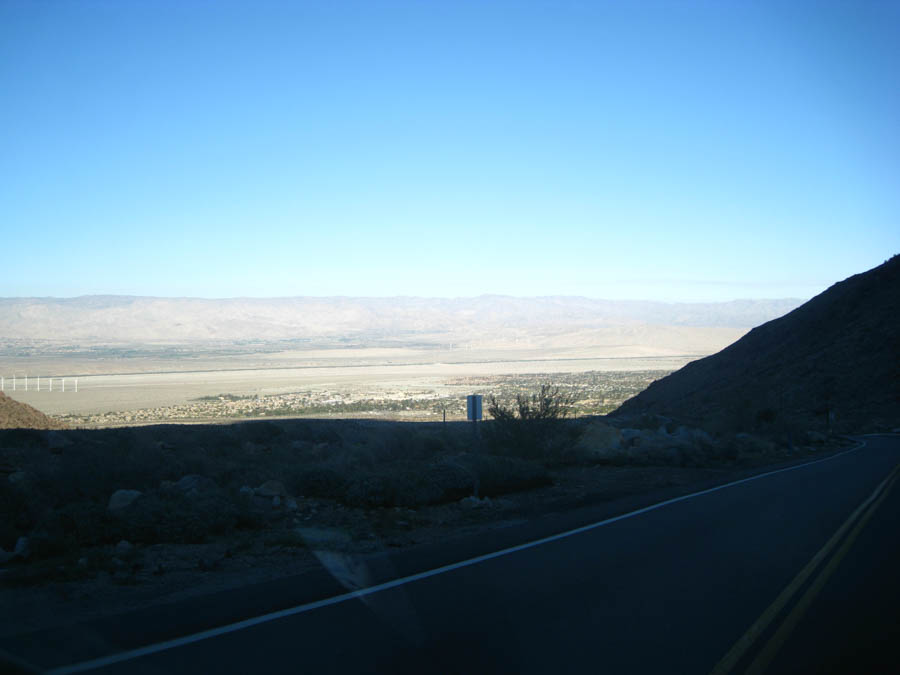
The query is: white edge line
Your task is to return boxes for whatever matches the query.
[48,442,867,674]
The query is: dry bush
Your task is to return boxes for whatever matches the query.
[485,384,578,462]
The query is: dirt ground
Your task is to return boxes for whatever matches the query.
[0,451,832,639]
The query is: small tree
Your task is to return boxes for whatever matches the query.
[486,384,577,460]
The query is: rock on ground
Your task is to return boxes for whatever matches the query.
[256,480,288,498]
[175,475,219,498]
[108,489,143,511]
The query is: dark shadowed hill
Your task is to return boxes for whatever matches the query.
[0,392,65,430]
[613,256,900,434]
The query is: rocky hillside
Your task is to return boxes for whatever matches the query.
[0,392,65,430]
[613,256,900,434]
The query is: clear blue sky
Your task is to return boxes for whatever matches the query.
[2,0,898,301]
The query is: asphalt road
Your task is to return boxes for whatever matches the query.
[5,435,899,674]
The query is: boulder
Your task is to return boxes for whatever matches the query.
[108,489,142,511]
[622,429,669,452]
[692,428,714,447]
[620,428,642,445]
[256,480,288,498]
[175,475,219,498]
[13,536,29,559]
[251,495,272,510]
[575,422,624,459]
[460,495,491,509]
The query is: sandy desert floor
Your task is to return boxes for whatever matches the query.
[1,348,697,416]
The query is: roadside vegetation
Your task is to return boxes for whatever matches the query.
[0,384,846,587]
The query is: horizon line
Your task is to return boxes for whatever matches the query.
[0,292,812,305]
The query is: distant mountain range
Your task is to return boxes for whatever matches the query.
[0,296,802,352]
[614,256,900,434]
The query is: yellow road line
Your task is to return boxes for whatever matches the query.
[710,461,900,675]
[745,467,900,674]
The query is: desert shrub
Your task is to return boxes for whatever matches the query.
[330,448,550,508]
[209,427,243,453]
[289,466,348,499]
[380,427,429,462]
[755,407,778,426]
[0,481,31,549]
[421,459,475,500]
[312,425,343,445]
[386,459,477,507]
[732,433,776,458]
[341,459,475,509]
[31,501,116,555]
[28,441,173,507]
[485,385,577,462]
[339,443,379,469]
[456,454,551,497]
[24,490,265,557]
[285,421,317,443]
[113,492,263,545]
[345,474,393,507]
[422,433,448,455]
[0,429,47,449]
[240,421,285,444]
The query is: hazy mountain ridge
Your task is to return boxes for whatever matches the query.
[613,256,900,433]
[0,295,802,344]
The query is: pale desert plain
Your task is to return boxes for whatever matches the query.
[1,347,695,422]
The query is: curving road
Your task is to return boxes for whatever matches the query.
[5,435,899,674]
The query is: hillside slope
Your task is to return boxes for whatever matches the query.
[0,392,65,430]
[613,256,900,434]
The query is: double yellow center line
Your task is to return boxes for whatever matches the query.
[711,460,900,675]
